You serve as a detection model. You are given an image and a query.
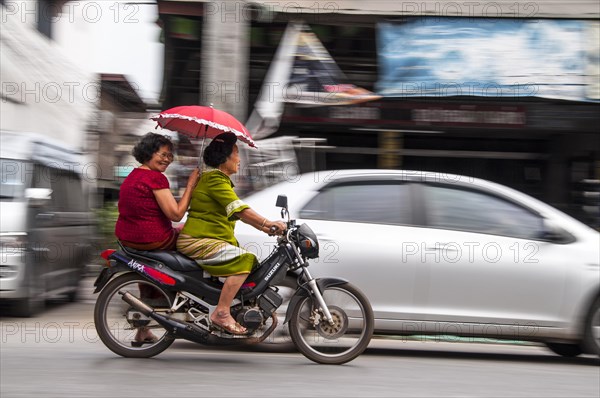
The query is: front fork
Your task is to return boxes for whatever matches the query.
[303,269,335,326]
[286,240,336,326]
[283,274,349,325]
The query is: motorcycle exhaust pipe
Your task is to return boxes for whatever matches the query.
[119,290,279,346]
[119,290,211,344]
[120,290,153,316]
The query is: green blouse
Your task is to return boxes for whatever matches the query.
[181,169,249,246]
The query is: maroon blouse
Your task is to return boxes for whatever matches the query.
[115,168,173,244]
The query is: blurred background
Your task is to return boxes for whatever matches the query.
[1,1,599,314]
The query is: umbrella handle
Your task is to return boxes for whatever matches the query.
[197,125,208,168]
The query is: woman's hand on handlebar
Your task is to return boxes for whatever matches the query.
[266,220,287,236]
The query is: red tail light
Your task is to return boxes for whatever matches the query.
[144,267,176,286]
[100,249,116,260]
[100,249,116,267]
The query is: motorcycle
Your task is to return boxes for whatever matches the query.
[93,195,374,365]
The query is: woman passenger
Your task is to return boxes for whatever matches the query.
[116,132,200,344]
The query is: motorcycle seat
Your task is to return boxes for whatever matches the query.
[121,246,199,272]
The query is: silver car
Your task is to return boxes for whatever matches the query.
[235,170,600,357]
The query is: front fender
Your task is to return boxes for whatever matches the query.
[283,277,348,324]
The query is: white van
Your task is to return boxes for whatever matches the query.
[0,131,96,316]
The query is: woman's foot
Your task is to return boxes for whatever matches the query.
[133,327,157,346]
[211,310,247,335]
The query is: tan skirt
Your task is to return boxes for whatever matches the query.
[176,234,258,276]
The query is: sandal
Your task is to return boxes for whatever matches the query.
[131,328,158,347]
[211,319,248,335]
[131,337,157,347]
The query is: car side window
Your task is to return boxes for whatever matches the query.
[32,164,52,190]
[0,159,27,200]
[422,184,544,239]
[300,182,412,225]
[32,164,86,212]
[47,168,86,212]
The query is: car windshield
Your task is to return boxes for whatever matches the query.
[0,159,27,200]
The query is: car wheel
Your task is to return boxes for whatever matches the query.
[12,265,45,317]
[12,295,44,317]
[545,342,583,357]
[66,288,78,303]
[583,296,600,356]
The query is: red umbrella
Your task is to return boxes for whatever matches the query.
[151,105,257,148]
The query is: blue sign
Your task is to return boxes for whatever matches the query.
[377,18,598,102]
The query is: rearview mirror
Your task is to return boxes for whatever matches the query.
[276,195,288,209]
[276,195,289,221]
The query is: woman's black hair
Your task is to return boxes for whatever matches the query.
[132,133,174,164]
[203,133,237,168]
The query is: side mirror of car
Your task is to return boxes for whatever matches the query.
[541,219,575,244]
[25,188,52,207]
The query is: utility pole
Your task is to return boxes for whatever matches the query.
[201,1,249,122]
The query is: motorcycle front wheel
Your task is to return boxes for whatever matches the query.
[94,273,175,358]
[289,282,374,365]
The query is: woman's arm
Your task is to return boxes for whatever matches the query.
[154,168,200,221]
[237,208,286,235]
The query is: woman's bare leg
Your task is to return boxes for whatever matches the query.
[210,274,248,333]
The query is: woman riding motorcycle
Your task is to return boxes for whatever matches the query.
[177,132,286,335]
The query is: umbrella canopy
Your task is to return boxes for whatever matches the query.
[151,105,257,148]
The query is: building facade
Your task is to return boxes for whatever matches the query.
[155,0,600,226]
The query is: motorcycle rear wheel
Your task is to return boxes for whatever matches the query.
[94,273,175,358]
[289,282,374,365]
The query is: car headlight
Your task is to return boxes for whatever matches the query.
[0,233,27,247]
[0,233,27,278]
[0,233,27,255]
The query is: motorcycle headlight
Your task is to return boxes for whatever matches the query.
[296,224,319,259]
